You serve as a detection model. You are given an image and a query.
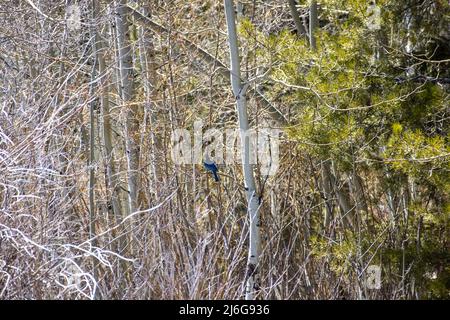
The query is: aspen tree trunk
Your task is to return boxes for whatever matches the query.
[322,160,354,228]
[94,4,126,237]
[111,9,123,100]
[287,0,306,36]
[309,0,318,49]
[89,0,100,299]
[320,160,334,229]
[127,6,287,125]
[224,0,261,300]
[94,2,131,291]
[137,3,159,202]
[115,0,142,214]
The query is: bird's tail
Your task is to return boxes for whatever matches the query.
[213,171,220,182]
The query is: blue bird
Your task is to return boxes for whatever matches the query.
[203,155,219,182]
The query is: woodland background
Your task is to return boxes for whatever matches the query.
[0,0,449,299]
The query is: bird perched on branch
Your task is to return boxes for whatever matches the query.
[203,154,219,182]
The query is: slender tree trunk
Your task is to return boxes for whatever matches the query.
[320,160,333,229]
[309,0,318,49]
[127,7,287,125]
[115,0,142,214]
[351,171,368,217]
[322,160,354,228]
[287,0,306,36]
[224,0,261,300]
[88,48,98,301]
[94,4,126,237]
[137,3,159,203]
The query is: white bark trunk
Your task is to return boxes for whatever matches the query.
[137,4,159,202]
[224,0,261,300]
[287,0,306,36]
[95,5,126,230]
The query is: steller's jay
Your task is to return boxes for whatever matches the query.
[203,154,219,182]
